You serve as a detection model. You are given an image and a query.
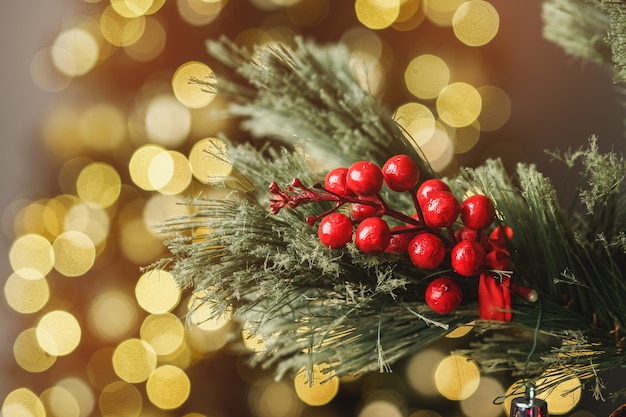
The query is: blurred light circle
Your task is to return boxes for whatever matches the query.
[40,385,81,417]
[100,6,146,47]
[433,354,480,400]
[394,102,436,146]
[129,144,166,191]
[52,231,96,277]
[140,313,185,355]
[135,269,181,314]
[459,376,504,417]
[172,61,216,108]
[405,54,449,100]
[477,85,512,131]
[2,388,45,417]
[452,0,499,47]
[436,82,482,127]
[13,328,57,372]
[112,338,157,383]
[188,137,232,183]
[145,365,191,410]
[51,27,99,77]
[355,0,400,30]
[9,234,54,278]
[36,310,82,356]
[145,95,191,147]
[4,271,49,314]
[293,364,339,406]
[57,377,95,417]
[88,289,139,342]
[98,381,143,417]
[76,162,122,209]
[124,16,166,62]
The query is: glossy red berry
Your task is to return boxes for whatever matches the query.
[318,213,353,249]
[408,232,445,270]
[425,277,463,314]
[350,202,379,221]
[325,167,353,196]
[422,191,460,228]
[450,240,486,277]
[416,179,451,208]
[355,217,391,254]
[386,225,418,253]
[454,225,480,242]
[346,161,383,196]
[460,194,496,230]
[382,154,420,192]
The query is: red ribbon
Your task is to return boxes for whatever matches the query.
[478,272,512,322]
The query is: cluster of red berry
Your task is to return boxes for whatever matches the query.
[269,154,534,319]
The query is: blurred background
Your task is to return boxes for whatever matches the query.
[1,1,625,416]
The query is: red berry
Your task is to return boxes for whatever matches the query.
[350,202,378,220]
[318,213,353,249]
[386,225,418,253]
[325,167,353,196]
[450,240,486,276]
[454,225,480,242]
[425,277,463,314]
[355,217,391,254]
[416,179,451,208]
[408,232,445,270]
[382,154,420,192]
[346,161,383,196]
[460,194,496,230]
[422,191,460,228]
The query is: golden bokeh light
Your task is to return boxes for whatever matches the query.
[88,289,140,342]
[135,269,181,314]
[13,328,57,373]
[118,200,166,265]
[535,372,582,415]
[145,95,192,147]
[420,124,455,172]
[40,385,81,417]
[145,365,191,410]
[112,338,158,383]
[172,61,216,109]
[36,310,82,356]
[111,0,154,18]
[4,271,50,314]
[394,102,436,145]
[249,379,303,417]
[451,121,481,154]
[477,85,512,131]
[242,321,267,353]
[12,200,52,240]
[433,354,480,400]
[9,233,54,278]
[392,0,426,31]
[100,5,146,47]
[124,16,167,62]
[358,400,403,417]
[63,202,111,249]
[87,348,118,391]
[405,54,450,100]
[98,381,143,417]
[78,103,127,153]
[2,388,46,417]
[41,104,86,158]
[187,290,231,330]
[140,313,186,356]
[188,137,232,183]
[355,0,400,30]
[452,0,500,47]
[76,162,122,209]
[148,150,193,195]
[129,144,167,191]
[51,27,99,77]
[445,322,475,338]
[436,82,482,127]
[177,0,227,26]
[52,230,96,277]
[406,349,446,397]
[57,377,96,417]
[424,0,465,27]
[293,364,340,406]
[459,376,504,417]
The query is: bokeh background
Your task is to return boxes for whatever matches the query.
[1,1,625,416]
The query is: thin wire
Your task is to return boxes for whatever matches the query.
[523,298,543,381]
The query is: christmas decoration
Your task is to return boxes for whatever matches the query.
[509,383,548,417]
[153,34,626,413]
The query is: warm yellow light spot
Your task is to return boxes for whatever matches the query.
[477,85,511,131]
[4,271,49,314]
[242,321,267,353]
[44,195,78,238]
[135,270,181,313]
[129,144,166,191]
[187,290,231,331]
[249,379,302,417]
[459,376,504,417]
[405,54,449,100]
[392,0,426,31]
[9,234,54,278]
[420,124,455,172]
[172,61,216,109]
[177,0,226,26]
[355,0,400,30]
[100,5,146,47]
[451,121,481,154]
[186,322,229,353]
[349,51,383,96]
[118,212,165,265]
[359,400,403,417]
[78,103,127,152]
[57,377,95,417]
[2,388,45,417]
[51,27,99,77]
[112,338,157,383]
[445,322,475,338]
[124,16,166,62]
[394,102,436,146]
[406,349,446,397]
[76,162,122,209]
[145,95,191,147]
[148,150,193,195]
[36,310,82,356]
[425,0,465,27]
[13,328,57,373]
[40,386,81,417]
[142,193,190,237]
[41,104,85,158]
[535,373,582,415]
[87,348,118,391]
[52,231,96,277]
[294,364,340,406]
[437,82,482,127]
[63,202,110,249]
[140,313,185,356]
[433,354,480,400]
[11,200,48,239]
[111,0,154,18]
[146,365,191,410]
[88,289,139,342]
[145,0,166,14]
[98,381,143,417]
[188,137,232,183]
[452,1,499,47]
